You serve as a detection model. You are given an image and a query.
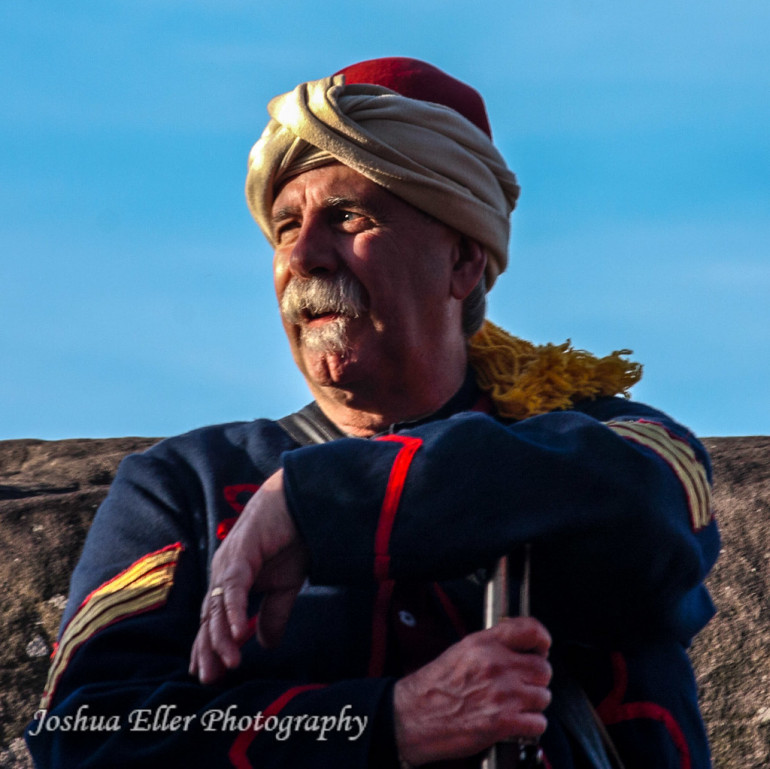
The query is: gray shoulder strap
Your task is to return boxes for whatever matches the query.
[277,402,346,446]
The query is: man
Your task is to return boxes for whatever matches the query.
[28,58,719,769]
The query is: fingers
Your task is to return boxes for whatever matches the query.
[208,582,245,666]
[189,613,229,684]
[256,586,302,648]
[189,551,256,679]
[216,562,253,644]
[393,619,554,766]
[189,470,310,683]
[496,660,553,720]
[492,616,552,658]
[189,581,245,683]
[508,712,549,741]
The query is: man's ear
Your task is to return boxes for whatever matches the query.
[450,238,487,300]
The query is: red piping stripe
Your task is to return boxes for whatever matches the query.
[228,683,326,769]
[367,435,423,676]
[217,517,238,541]
[432,582,468,639]
[219,484,262,539]
[372,435,423,580]
[596,652,692,769]
[595,650,628,718]
[223,484,261,513]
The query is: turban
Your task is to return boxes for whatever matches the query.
[245,57,520,289]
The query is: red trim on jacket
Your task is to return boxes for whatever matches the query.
[219,484,262,539]
[216,518,238,541]
[228,683,326,769]
[367,435,423,676]
[223,484,261,514]
[596,651,692,769]
[372,435,423,580]
[431,582,469,639]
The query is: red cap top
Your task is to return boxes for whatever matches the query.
[335,57,492,137]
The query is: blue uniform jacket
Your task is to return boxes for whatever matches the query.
[26,380,719,768]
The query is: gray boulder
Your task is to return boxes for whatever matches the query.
[0,436,767,768]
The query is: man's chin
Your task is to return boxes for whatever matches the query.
[291,316,370,389]
[301,346,358,388]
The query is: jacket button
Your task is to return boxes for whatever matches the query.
[398,610,416,628]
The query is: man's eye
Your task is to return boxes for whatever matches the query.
[275,221,299,242]
[336,210,368,229]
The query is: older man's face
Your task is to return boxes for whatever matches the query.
[271,163,467,406]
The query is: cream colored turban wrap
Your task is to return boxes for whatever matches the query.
[245,74,520,289]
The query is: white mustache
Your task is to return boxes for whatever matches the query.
[280,274,367,324]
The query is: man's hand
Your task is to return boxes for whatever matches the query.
[393,617,552,767]
[189,469,309,684]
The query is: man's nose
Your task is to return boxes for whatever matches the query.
[289,217,340,278]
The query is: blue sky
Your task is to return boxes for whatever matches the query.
[1,0,768,439]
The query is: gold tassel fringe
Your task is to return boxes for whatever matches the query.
[468,321,643,420]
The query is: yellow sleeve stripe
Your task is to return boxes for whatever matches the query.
[40,542,183,710]
[606,420,712,532]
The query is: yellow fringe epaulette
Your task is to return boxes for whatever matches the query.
[468,320,643,420]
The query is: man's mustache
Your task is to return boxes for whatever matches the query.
[280,273,368,324]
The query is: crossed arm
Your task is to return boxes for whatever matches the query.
[189,469,553,766]
[31,400,716,767]
[190,402,717,764]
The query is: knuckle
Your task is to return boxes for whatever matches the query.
[527,715,549,738]
[464,629,493,650]
[479,652,510,681]
[221,572,242,588]
[510,713,548,740]
[523,656,552,685]
[522,684,551,713]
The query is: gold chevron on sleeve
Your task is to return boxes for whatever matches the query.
[606,420,712,532]
[40,542,183,710]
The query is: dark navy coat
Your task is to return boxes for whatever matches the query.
[27,381,719,768]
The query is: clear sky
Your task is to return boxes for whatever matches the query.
[2,1,768,440]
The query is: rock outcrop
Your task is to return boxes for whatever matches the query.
[0,435,768,768]
[0,438,157,769]
[692,437,770,768]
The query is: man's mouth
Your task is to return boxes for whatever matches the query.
[280,273,368,330]
[297,311,352,356]
[302,309,346,326]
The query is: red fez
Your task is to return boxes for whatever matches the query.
[335,57,492,138]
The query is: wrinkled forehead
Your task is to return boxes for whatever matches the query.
[270,161,433,228]
[272,147,340,201]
